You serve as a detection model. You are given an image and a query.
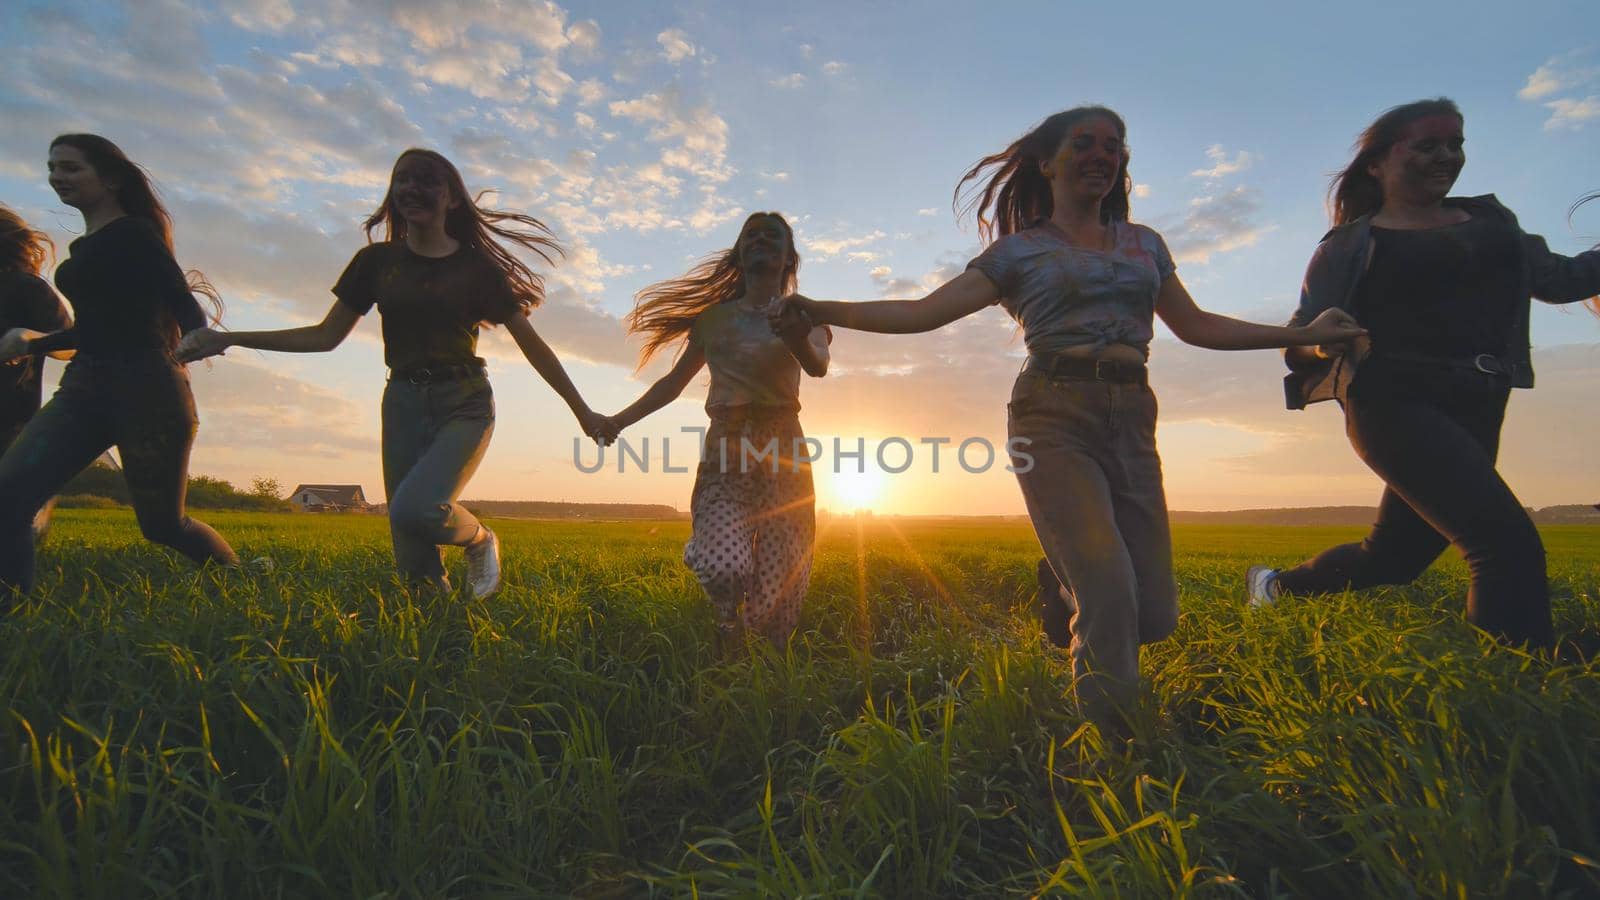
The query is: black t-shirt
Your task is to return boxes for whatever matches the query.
[0,270,73,429]
[331,241,523,372]
[1355,214,1523,359]
[51,216,207,357]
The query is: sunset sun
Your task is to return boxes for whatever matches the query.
[828,466,887,513]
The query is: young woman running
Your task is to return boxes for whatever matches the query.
[600,212,830,646]
[1246,99,1600,649]
[179,149,603,597]
[774,107,1363,717]
[0,206,74,540]
[0,135,239,594]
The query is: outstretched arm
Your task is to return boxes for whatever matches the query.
[504,313,605,437]
[1156,274,1364,350]
[176,299,362,361]
[610,343,707,432]
[778,269,1000,334]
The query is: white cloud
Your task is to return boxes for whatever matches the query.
[576,78,608,106]
[608,88,733,182]
[771,73,806,89]
[822,61,847,75]
[916,208,938,217]
[1516,52,1600,131]
[762,171,791,182]
[803,229,886,260]
[657,28,696,63]
[1191,144,1255,180]
[1543,96,1600,131]
[1161,187,1272,265]
[1133,184,1152,199]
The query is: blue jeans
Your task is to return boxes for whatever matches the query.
[1007,368,1178,715]
[381,374,495,584]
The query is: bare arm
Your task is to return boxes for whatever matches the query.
[784,269,999,334]
[1156,275,1364,350]
[611,343,707,431]
[771,307,831,376]
[177,300,363,361]
[504,314,601,434]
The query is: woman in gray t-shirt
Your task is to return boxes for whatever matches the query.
[778,106,1361,722]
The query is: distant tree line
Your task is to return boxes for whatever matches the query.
[58,461,294,511]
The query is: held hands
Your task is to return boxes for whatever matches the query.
[1302,308,1367,356]
[767,293,816,339]
[0,328,32,364]
[578,408,623,446]
[175,327,230,363]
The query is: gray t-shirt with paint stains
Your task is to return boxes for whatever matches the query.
[966,220,1176,359]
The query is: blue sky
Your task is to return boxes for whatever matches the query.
[2,0,1597,513]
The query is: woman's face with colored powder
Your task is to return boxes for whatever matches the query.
[1369,114,1465,205]
[1042,115,1126,203]
[389,154,458,229]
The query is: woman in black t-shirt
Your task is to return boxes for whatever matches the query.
[0,206,73,541]
[0,135,239,596]
[1246,99,1600,648]
[179,149,603,597]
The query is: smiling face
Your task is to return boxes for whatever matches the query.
[47,143,116,211]
[388,153,459,230]
[736,214,794,275]
[1369,113,1465,206]
[1041,114,1126,204]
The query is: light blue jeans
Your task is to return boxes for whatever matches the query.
[381,374,494,584]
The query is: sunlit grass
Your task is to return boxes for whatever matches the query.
[2,511,1597,897]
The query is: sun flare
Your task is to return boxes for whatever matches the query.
[827,465,887,513]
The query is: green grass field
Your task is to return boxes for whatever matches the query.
[2,511,1598,898]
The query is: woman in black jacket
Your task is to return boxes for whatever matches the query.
[1246,99,1600,648]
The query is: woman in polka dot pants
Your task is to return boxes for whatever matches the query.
[600,212,831,646]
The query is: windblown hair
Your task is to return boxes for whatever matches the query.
[1329,98,1462,226]
[625,212,799,368]
[49,133,223,327]
[955,106,1131,244]
[365,149,562,318]
[0,205,53,275]
[1572,191,1600,316]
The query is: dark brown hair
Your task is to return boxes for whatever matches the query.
[1571,191,1600,316]
[365,149,562,317]
[1329,98,1463,226]
[955,106,1131,244]
[624,212,799,368]
[49,134,223,330]
[0,205,53,275]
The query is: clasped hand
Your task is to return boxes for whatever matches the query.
[175,327,229,363]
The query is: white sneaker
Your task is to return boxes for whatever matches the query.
[1246,565,1280,607]
[465,527,501,598]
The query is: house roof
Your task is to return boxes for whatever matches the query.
[289,484,367,505]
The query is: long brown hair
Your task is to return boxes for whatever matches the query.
[0,205,53,275]
[365,149,562,317]
[1329,98,1462,227]
[49,133,223,327]
[624,212,799,368]
[955,106,1132,244]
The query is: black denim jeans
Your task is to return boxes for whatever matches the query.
[0,354,238,594]
[1275,357,1550,647]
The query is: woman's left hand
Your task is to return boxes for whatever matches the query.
[768,296,814,339]
[0,328,34,364]
[1303,308,1367,346]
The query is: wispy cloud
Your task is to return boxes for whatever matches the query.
[656,28,696,63]
[1191,144,1255,180]
[1162,187,1273,265]
[1517,51,1600,130]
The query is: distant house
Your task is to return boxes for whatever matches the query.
[288,484,371,512]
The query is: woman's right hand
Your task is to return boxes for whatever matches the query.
[176,327,229,362]
[1301,308,1366,348]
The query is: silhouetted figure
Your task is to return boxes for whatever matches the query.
[602,213,830,647]
[777,107,1362,720]
[0,135,239,595]
[179,149,602,598]
[0,205,73,542]
[1248,99,1600,649]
